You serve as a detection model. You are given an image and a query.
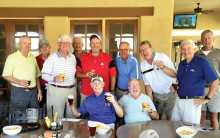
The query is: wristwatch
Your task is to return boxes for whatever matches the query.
[204,95,211,100]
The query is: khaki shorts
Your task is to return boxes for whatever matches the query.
[202,86,220,112]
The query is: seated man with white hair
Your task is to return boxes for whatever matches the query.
[119,78,159,124]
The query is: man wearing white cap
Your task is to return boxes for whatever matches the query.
[76,34,117,104]
[70,75,123,128]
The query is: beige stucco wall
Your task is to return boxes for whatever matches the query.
[44,17,70,52]
[171,12,220,67]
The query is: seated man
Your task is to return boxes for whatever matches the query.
[70,75,123,128]
[119,78,159,124]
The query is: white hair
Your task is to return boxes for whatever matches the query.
[57,34,72,43]
[180,39,197,48]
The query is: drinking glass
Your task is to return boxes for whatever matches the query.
[88,121,96,138]
[24,79,31,91]
[59,70,65,82]
[172,81,179,91]
[142,102,149,112]
[105,92,111,106]
[68,95,74,105]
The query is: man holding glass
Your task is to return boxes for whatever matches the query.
[70,75,123,128]
[42,34,76,119]
[2,35,42,108]
[139,40,176,120]
[119,78,159,124]
[76,34,117,104]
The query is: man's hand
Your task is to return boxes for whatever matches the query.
[38,92,43,102]
[194,98,209,107]
[106,93,116,104]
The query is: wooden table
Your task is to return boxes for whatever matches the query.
[116,120,220,138]
[1,119,115,138]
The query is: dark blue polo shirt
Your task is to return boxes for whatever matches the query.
[177,55,217,96]
[78,91,116,124]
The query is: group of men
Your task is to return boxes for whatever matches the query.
[2,29,220,129]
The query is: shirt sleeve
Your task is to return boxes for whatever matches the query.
[41,55,54,82]
[109,59,117,77]
[2,55,13,76]
[130,58,140,80]
[78,99,88,115]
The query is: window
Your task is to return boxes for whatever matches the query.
[106,20,138,59]
[71,21,102,52]
[14,23,42,56]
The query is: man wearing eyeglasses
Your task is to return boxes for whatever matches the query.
[139,40,176,120]
[76,34,117,104]
[70,75,123,128]
[42,34,76,119]
[115,42,140,100]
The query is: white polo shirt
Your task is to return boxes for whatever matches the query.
[140,52,176,94]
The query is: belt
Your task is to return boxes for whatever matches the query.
[117,87,128,92]
[179,96,203,99]
[51,84,75,89]
[13,86,36,90]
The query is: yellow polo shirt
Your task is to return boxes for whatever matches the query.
[2,50,41,88]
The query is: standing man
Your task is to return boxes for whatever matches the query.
[139,40,176,120]
[116,42,140,100]
[2,35,42,108]
[76,34,117,103]
[36,39,51,108]
[72,37,85,107]
[171,39,219,125]
[196,30,220,129]
[42,34,76,118]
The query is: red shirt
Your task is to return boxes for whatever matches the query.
[36,54,48,86]
[77,50,117,96]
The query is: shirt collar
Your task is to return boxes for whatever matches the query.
[17,50,31,58]
[197,47,216,55]
[56,50,71,58]
[120,54,132,63]
[182,54,198,65]
[88,50,104,57]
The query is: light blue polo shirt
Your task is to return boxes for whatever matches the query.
[177,55,218,96]
[118,93,156,124]
[78,91,117,124]
[116,54,140,89]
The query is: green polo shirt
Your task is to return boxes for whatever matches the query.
[2,50,41,88]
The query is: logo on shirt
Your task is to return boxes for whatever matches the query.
[190,69,195,72]
[100,63,104,66]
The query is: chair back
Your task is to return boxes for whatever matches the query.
[0,102,10,120]
[0,102,10,133]
[9,104,46,125]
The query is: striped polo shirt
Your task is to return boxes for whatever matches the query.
[41,50,76,86]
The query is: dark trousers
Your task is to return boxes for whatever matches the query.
[11,86,39,108]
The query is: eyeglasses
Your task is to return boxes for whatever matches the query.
[119,49,129,52]
[128,85,140,89]
[139,47,151,53]
[59,42,71,45]
[40,45,50,49]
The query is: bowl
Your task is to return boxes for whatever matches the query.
[176,126,198,138]
[96,122,110,135]
[3,125,22,136]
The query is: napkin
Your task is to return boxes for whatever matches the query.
[62,118,81,122]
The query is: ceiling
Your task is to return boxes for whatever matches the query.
[174,0,220,13]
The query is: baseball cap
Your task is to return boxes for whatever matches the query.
[39,39,50,47]
[91,75,104,82]
[90,34,101,41]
